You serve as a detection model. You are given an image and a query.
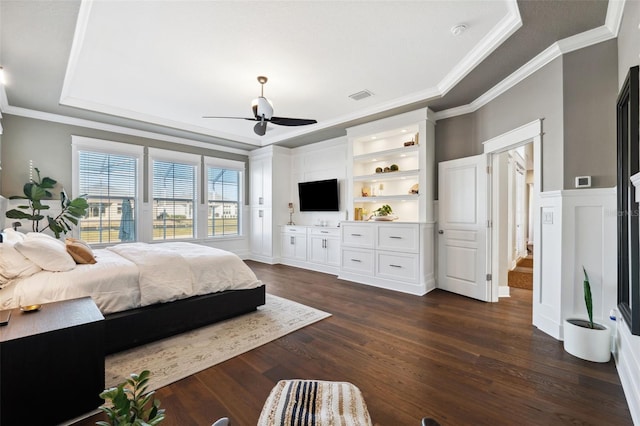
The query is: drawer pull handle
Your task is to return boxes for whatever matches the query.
[321,231,329,234]
[389,236,402,239]
[351,259,362,263]
[390,264,402,268]
[351,233,362,237]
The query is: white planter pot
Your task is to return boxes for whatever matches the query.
[563,319,611,363]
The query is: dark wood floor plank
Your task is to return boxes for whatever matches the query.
[73,261,632,426]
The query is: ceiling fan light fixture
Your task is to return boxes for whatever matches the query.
[252,96,274,120]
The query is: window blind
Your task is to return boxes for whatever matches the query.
[77,150,138,243]
[207,167,240,236]
[152,160,196,240]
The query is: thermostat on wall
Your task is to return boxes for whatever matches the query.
[575,176,591,188]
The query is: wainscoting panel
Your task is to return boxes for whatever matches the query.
[535,192,563,338]
[560,189,617,334]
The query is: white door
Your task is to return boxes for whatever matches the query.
[438,154,490,301]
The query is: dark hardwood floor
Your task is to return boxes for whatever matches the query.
[76,262,632,426]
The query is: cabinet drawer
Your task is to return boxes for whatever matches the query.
[309,227,340,237]
[282,226,306,234]
[341,224,374,248]
[376,251,418,282]
[341,249,374,275]
[377,224,419,252]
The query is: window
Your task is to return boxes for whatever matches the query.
[72,137,142,244]
[208,167,240,236]
[74,140,242,243]
[150,149,199,241]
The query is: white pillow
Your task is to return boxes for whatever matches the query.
[0,243,42,285]
[25,232,66,247]
[14,237,76,272]
[2,229,25,244]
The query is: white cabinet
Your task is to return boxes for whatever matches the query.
[280,226,307,261]
[346,108,435,223]
[308,227,340,268]
[279,225,341,274]
[250,156,272,207]
[249,146,290,263]
[251,207,272,257]
[339,221,435,295]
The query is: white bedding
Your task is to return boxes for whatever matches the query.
[0,242,262,314]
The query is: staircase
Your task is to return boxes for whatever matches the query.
[508,254,533,290]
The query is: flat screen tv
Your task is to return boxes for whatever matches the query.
[298,179,339,212]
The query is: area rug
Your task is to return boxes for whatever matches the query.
[105,294,331,391]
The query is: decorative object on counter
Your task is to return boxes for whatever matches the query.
[409,183,419,194]
[361,187,370,197]
[6,167,88,238]
[403,140,415,147]
[287,202,295,225]
[375,167,383,173]
[378,183,384,196]
[383,166,390,172]
[390,164,399,171]
[354,208,363,221]
[370,204,396,221]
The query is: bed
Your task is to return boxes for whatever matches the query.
[0,230,265,354]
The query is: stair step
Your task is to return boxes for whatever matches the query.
[517,257,533,268]
[508,268,533,290]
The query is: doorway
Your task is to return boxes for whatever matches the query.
[493,145,534,296]
[485,119,542,303]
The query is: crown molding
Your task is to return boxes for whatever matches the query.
[437,0,522,96]
[2,105,251,156]
[434,0,626,122]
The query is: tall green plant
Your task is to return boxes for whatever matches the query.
[97,370,165,426]
[583,266,594,329]
[5,168,88,239]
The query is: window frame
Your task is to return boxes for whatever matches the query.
[203,156,245,238]
[71,136,144,246]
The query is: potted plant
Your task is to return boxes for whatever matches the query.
[5,167,88,238]
[563,267,611,363]
[97,370,165,426]
[371,204,396,221]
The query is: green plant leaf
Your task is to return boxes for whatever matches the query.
[40,177,56,189]
[583,266,594,329]
[5,210,34,220]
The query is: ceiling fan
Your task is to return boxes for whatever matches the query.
[203,76,317,136]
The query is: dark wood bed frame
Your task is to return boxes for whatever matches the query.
[104,285,266,354]
[0,232,266,354]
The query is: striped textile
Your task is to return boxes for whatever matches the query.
[258,380,373,426]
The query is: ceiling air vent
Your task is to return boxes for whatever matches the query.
[349,89,374,101]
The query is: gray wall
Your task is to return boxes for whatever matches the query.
[435,39,619,193]
[1,114,249,203]
[435,57,564,193]
[617,0,640,89]
[563,39,618,189]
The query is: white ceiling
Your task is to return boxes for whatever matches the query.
[59,0,519,147]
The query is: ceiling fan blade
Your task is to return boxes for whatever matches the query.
[254,121,267,136]
[269,117,317,126]
[202,116,258,121]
